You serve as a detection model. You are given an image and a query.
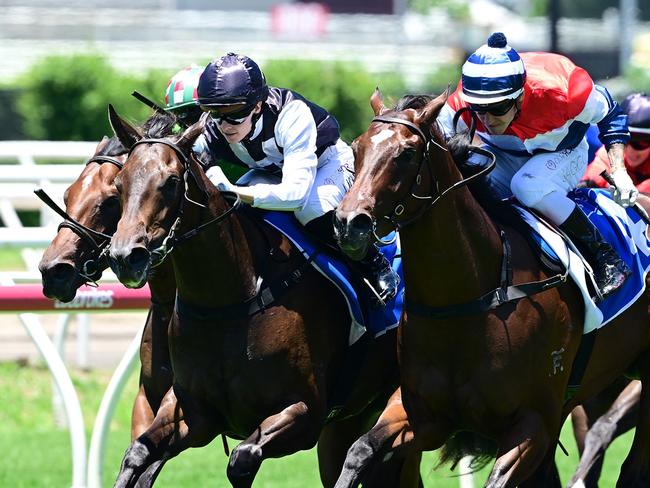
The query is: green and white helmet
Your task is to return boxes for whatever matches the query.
[164,64,203,112]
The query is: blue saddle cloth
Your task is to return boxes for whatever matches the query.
[525,188,650,329]
[261,211,404,344]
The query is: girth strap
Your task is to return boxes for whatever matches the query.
[405,230,569,319]
[175,255,315,321]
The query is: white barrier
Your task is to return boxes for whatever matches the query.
[0,282,150,488]
[0,140,94,246]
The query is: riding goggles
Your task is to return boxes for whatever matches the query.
[469,100,515,117]
[204,106,255,125]
[629,139,650,151]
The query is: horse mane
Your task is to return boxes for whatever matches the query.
[99,110,180,157]
[394,94,434,111]
[142,110,179,138]
[393,94,525,229]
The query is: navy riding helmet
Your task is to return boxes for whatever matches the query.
[197,53,269,109]
[621,93,650,139]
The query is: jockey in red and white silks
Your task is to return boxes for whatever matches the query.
[436,32,634,299]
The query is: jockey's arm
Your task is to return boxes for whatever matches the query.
[232,100,319,210]
[607,143,626,173]
[591,85,638,205]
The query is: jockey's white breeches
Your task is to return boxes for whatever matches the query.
[468,138,589,225]
[236,138,355,225]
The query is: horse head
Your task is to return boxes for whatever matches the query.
[39,136,126,302]
[108,105,206,288]
[334,88,448,260]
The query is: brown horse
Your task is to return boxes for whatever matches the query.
[106,108,421,488]
[39,113,178,439]
[333,90,650,487]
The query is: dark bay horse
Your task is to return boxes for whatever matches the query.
[106,108,421,487]
[333,90,650,487]
[38,114,178,439]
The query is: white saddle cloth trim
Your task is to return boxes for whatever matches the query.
[514,207,604,333]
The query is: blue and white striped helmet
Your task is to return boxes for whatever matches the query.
[461,32,526,105]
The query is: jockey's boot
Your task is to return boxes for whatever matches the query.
[305,211,399,308]
[356,243,400,308]
[559,206,632,299]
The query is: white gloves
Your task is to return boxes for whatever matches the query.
[205,166,234,192]
[609,168,638,207]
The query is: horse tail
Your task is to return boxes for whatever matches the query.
[436,430,496,472]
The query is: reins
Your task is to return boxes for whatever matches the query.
[35,154,125,283]
[128,137,313,320]
[370,112,569,317]
[370,115,496,238]
[127,138,242,268]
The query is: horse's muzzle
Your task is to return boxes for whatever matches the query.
[334,210,374,261]
[109,245,151,288]
[39,260,80,302]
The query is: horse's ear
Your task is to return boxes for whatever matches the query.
[94,135,110,153]
[414,90,449,126]
[176,113,207,153]
[108,104,141,149]
[370,87,388,116]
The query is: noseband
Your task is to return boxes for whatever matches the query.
[127,138,241,268]
[369,114,496,239]
[36,154,125,284]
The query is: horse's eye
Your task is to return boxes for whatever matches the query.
[160,175,180,196]
[395,149,416,166]
[101,195,120,211]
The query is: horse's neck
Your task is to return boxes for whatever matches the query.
[401,153,503,307]
[173,195,257,307]
[147,258,177,306]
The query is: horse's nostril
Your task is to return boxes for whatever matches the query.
[349,214,373,236]
[49,262,75,283]
[127,247,151,269]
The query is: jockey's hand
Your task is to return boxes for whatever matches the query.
[205,165,234,192]
[610,169,639,207]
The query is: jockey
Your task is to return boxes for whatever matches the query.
[582,93,650,194]
[164,64,204,126]
[196,52,400,307]
[437,32,634,299]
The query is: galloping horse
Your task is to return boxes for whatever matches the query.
[106,108,421,487]
[38,114,178,438]
[333,90,650,487]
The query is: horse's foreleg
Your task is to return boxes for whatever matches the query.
[569,380,640,488]
[616,370,650,487]
[131,383,155,440]
[226,401,320,488]
[131,306,174,440]
[334,388,438,488]
[485,409,553,488]
[114,386,219,488]
[318,397,423,488]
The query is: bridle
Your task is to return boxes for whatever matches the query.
[369,112,569,319]
[369,113,496,243]
[126,138,241,268]
[36,154,125,284]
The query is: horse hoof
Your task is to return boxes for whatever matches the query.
[227,443,262,488]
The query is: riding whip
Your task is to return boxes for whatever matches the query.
[599,170,650,225]
[131,90,166,113]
